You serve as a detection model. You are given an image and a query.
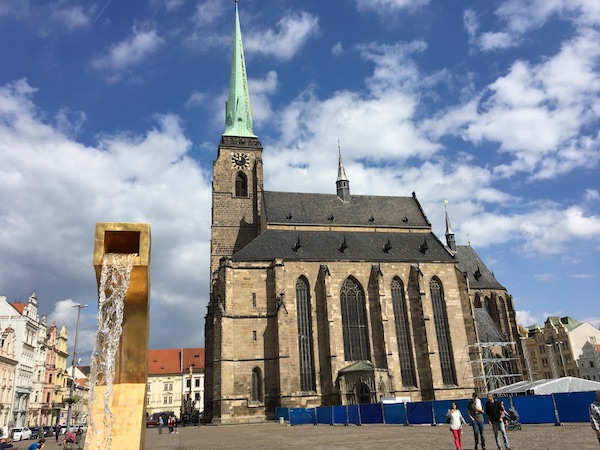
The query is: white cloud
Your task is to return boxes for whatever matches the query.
[479,32,517,51]
[249,71,278,126]
[584,189,600,202]
[355,0,430,12]
[244,12,319,61]
[516,310,545,327]
[0,79,211,353]
[0,0,90,35]
[427,30,600,180]
[332,42,344,57]
[91,26,164,77]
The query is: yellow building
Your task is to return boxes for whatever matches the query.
[53,325,69,424]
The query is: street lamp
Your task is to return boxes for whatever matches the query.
[66,303,87,430]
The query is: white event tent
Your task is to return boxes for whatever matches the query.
[490,377,600,396]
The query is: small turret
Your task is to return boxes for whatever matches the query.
[444,200,456,251]
[336,140,350,201]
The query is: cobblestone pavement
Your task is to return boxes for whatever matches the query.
[144,422,600,450]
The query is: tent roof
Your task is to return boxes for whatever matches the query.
[490,377,600,396]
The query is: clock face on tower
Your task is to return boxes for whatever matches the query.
[231,152,250,170]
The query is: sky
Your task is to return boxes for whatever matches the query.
[1,0,599,363]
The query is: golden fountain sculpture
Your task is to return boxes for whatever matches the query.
[86,223,151,450]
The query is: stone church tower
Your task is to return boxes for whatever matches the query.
[204,2,523,424]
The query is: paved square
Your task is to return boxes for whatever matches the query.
[144,422,599,449]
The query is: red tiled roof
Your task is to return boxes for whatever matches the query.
[182,348,205,373]
[10,303,26,314]
[596,344,600,353]
[148,349,181,375]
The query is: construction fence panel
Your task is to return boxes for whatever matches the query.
[383,403,407,425]
[554,391,596,423]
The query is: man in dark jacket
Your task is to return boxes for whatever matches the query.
[485,394,511,450]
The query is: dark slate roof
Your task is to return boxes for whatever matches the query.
[455,245,505,290]
[231,230,455,262]
[263,191,430,228]
[474,308,506,342]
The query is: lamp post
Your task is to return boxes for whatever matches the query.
[66,303,87,430]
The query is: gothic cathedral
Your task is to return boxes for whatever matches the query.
[204,2,524,424]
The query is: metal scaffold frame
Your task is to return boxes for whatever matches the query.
[469,341,523,393]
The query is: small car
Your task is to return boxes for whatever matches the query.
[42,426,52,437]
[11,426,32,441]
[29,426,40,439]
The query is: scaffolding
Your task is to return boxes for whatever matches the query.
[470,341,523,393]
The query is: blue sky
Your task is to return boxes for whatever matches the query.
[1,0,599,360]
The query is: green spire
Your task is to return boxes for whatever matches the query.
[223,0,256,138]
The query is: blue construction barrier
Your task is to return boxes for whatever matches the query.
[282,390,595,426]
[360,403,384,424]
[554,391,596,423]
[289,407,316,425]
[512,394,556,424]
[383,403,407,424]
[407,400,433,424]
[347,404,361,424]
[333,405,347,424]
[316,406,333,424]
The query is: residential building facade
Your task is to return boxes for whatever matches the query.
[521,317,600,380]
[578,340,600,381]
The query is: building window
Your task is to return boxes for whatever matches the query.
[430,277,457,385]
[163,382,173,391]
[195,379,200,388]
[147,383,151,392]
[235,172,248,197]
[163,396,172,404]
[251,367,262,402]
[296,276,316,392]
[340,277,371,362]
[186,379,191,389]
[252,292,256,308]
[391,277,417,388]
[147,396,150,405]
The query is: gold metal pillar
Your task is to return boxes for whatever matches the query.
[86,222,151,450]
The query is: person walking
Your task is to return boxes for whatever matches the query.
[485,394,511,450]
[446,401,467,450]
[54,422,61,443]
[590,389,600,445]
[158,415,164,435]
[468,392,486,450]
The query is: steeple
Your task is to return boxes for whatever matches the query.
[223,0,256,138]
[444,200,456,251]
[336,140,350,201]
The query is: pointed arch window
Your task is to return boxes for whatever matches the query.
[235,172,248,197]
[430,277,457,385]
[251,367,262,402]
[296,276,316,392]
[391,277,417,388]
[341,277,370,361]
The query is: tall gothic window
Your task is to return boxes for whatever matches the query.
[391,277,417,388]
[296,277,316,391]
[251,367,262,402]
[341,277,371,361]
[430,277,457,385]
[235,172,248,197]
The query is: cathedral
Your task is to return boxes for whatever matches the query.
[204,2,523,424]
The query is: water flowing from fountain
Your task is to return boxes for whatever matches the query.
[86,253,136,450]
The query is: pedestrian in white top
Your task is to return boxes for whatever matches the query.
[446,401,467,450]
